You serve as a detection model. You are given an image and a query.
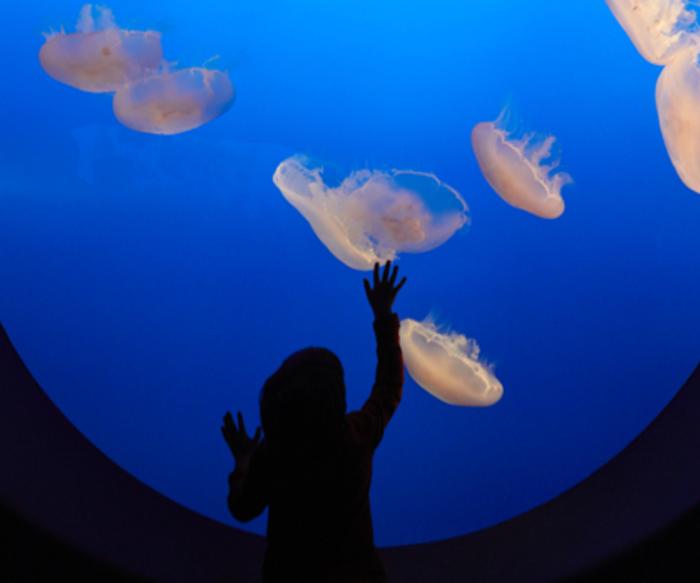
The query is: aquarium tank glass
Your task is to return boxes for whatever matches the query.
[1,0,699,545]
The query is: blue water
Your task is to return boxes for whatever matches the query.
[1,1,699,545]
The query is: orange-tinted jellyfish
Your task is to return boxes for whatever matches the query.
[656,46,700,194]
[606,0,699,65]
[472,114,572,219]
[113,67,235,135]
[39,5,162,93]
[272,156,469,271]
[399,318,503,407]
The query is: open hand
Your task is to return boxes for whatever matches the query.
[221,411,261,467]
[363,261,407,318]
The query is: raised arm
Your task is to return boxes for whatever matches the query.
[353,261,407,448]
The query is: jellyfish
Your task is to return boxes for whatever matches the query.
[272,156,469,271]
[606,0,699,65]
[399,318,503,407]
[656,46,700,194]
[471,114,572,219]
[39,5,162,93]
[112,67,235,135]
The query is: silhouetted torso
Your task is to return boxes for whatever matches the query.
[228,314,403,582]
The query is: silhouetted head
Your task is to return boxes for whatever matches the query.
[260,348,347,453]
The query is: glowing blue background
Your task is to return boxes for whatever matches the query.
[1,1,699,545]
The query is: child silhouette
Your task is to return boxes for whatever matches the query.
[222,261,407,583]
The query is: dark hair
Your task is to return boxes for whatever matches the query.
[260,348,347,455]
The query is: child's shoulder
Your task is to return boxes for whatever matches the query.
[343,411,379,452]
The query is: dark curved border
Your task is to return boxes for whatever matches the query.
[1,321,698,582]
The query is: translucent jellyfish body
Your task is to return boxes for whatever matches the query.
[606,0,699,65]
[272,156,469,271]
[399,319,503,407]
[113,67,235,135]
[471,117,572,219]
[39,5,162,93]
[657,47,700,194]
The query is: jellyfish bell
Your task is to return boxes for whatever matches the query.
[39,30,162,93]
[471,117,572,219]
[656,46,700,194]
[272,156,469,271]
[272,158,375,269]
[399,318,503,407]
[113,67,236,135]
[39,4,162,93]
[605,0,699,65]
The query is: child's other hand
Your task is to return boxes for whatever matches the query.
[221,411,261,468]
[363,261,407,318]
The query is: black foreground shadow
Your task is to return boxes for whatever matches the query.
[1,322,699,582]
